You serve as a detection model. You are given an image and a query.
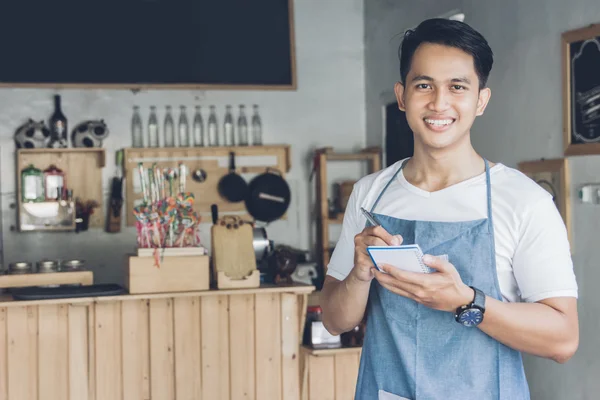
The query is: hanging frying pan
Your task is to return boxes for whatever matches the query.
[218,152,248,202]
[245,168,291,223]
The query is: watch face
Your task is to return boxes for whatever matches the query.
[458,308,483,327]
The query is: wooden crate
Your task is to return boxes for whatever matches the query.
[122,145,291,226]
[125,254,210,294]
[0,271,93,289]
[16,148,106,230]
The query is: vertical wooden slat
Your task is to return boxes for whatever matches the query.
[0,308,7,400]
[201,295,230,400]
[122,299,150,400]
[334,354,360,400]
[308,355,335,400]
[281,293,300,400]
[7,306,37,400]
[38,304,69,400]
[173,297,202,400]
[68,304,89,400]
[255,293,282,400]
[149,298,175,400]
[229,294,255,400]
[88,303,96,400]
[95,302,122,400]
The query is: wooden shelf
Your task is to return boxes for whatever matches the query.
[314,147,381,269]
[301,345,362,357]
[16,148,106,230]
[123,145,291,226]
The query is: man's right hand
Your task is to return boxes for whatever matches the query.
[352,226,403,282]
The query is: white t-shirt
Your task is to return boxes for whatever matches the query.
[326,159,578,303]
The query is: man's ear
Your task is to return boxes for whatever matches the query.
[476,87,491,116]
[394,82,406,112]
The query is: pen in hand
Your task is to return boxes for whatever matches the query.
[360,207,381,227]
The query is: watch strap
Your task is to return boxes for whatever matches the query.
[470,286,486,312]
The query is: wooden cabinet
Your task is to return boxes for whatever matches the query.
[300,346,362,400]
[0,285,313,400]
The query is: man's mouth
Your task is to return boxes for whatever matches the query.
[424,118,455,127]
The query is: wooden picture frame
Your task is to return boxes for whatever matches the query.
[562,23,600,155]
[518,158,572,249]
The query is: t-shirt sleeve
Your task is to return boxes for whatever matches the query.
[512,196,578,303]
[325,183,363,281]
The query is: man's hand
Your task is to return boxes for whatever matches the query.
[374,254,473,312]
[352,226,403,282]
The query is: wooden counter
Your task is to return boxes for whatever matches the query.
[0,284,314,400]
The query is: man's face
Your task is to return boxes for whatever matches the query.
[395,43,491,152]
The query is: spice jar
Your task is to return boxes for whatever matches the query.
[37,260,59,273]
[9,262,33,275]
[61,259,85,271]
[43,165,66,201]
[21,165,45,203]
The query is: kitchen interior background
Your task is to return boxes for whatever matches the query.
[0,0,599,399]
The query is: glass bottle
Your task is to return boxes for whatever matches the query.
[164,105,175,147]
[49,94,68,148]
[147,106,160,148]
[251,104,263,146]
[223,105,235,146]
[178,105,190,147]
[207,105,219,146]
[43,165,66,201]
[237,105,248,146]
[193,105,205,147]
[131,106,144,148]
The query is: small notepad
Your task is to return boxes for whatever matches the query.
[366,244,448,274]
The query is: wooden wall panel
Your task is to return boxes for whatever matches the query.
[0,308,7,400]
[121,299,150,400]
[200,295,230,400]
[7,306,37,400]
[281,293,300,400]
[67,305,89,400]
[334,354,360,400]
[38,304,69,400]
[308,356,335,400]
[95,302,122,400]
[229,294,255,400]
[255,293,282,400]
[0,289,311,400]
[173,297,202,400]
[149,298,175,400]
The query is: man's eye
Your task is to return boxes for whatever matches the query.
[416,84,430,89]
[452,85,465,91]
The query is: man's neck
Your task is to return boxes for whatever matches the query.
[403,140,487,192]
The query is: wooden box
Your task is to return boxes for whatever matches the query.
[125,254,210,294]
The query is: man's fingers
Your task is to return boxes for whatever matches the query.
[374,267,422,292]
[422,254,454,273]
[364,226,403,246]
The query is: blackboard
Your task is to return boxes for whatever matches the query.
[0,0,296,89]
[384,102,414,167]
[569,36,600,144]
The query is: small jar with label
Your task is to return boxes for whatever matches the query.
[21,165,45,203]
[43,165,66,201]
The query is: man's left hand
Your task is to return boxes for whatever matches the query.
[373,254,474,312]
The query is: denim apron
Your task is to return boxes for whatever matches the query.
[354,159,530,400]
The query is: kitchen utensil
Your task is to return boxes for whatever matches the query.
[252,226,272,261]
[245,168,291,223]
[218,151,248,203]
[192,168,207,183]
[106,150,123,233]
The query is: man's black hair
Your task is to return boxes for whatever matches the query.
[399,18,494,89]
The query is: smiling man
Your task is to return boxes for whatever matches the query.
[320,18,579,400]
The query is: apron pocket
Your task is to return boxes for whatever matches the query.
[378,389,411,400]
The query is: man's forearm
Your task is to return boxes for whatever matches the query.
[478,296,579,363]
[321,273,371,336]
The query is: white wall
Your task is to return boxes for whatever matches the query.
[0,0,367,285]
[364,0,600,398]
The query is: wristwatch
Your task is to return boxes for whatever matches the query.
[454,286,486,327]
